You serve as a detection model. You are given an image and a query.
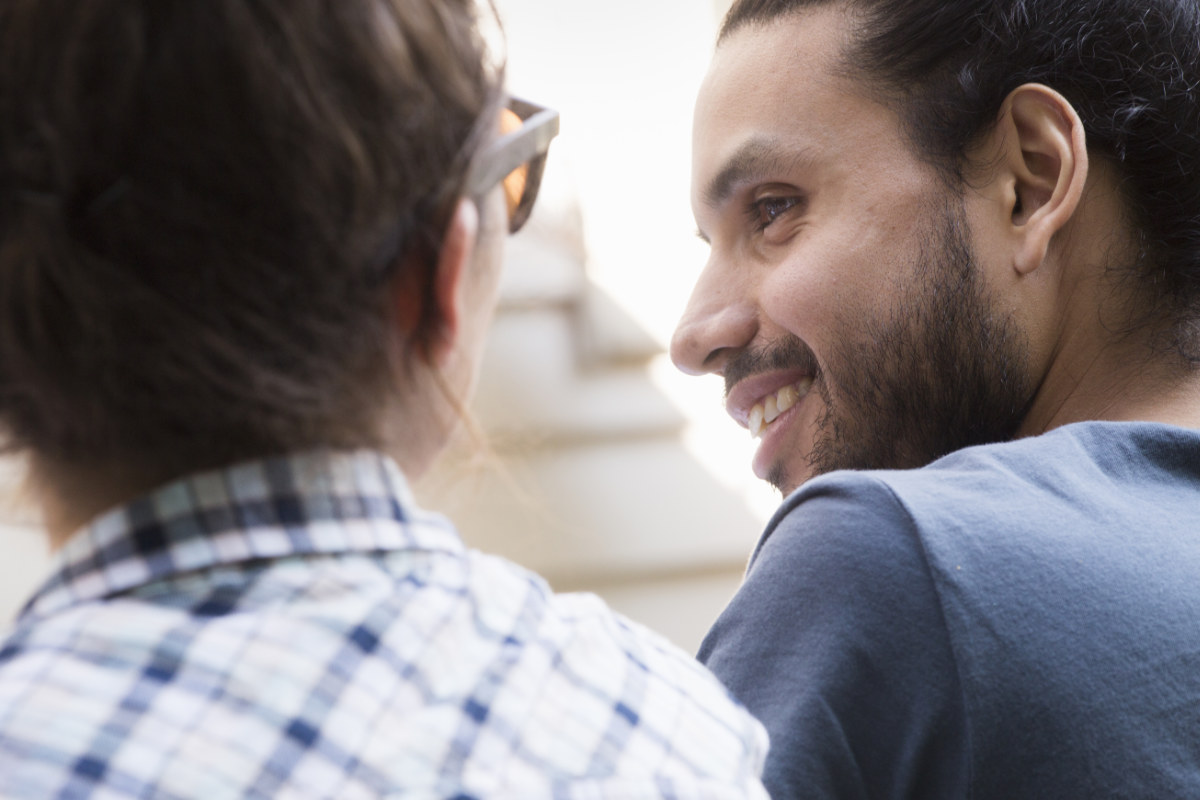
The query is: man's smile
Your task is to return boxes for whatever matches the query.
[725,369,815,431]
[746,378,814,438]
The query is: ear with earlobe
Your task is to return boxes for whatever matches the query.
[993,83,1089,275]
[427,198,479,366]
[388,198,479,367]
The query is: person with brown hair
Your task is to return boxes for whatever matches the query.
[0,1,767,796]
[672,0,1200,797]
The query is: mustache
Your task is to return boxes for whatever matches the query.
[723,334,820,398]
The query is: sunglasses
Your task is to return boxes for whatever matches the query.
[465,97,560,234]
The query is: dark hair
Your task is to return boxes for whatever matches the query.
[722,0,1200,358]
[0,0,503,477]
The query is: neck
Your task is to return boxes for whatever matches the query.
[1010,156,1200,437]
[1017,322,1200,436]
[31,456,167,550]
[34,414,451,551]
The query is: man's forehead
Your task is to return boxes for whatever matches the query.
[706,4,853,82]
[694,8,856,140]
[691,10,853,190]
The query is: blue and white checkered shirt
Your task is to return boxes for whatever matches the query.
[0,450,768,798]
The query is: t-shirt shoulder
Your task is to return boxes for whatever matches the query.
[701,472,970,798]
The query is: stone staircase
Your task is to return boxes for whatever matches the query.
[416,188,765,651]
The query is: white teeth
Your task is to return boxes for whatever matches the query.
[776,385,799,414]
[749,405,765,439]
[748,380,812,439]
[763,395,780,424]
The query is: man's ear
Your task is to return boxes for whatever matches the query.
[389,198,479,366]
[987,83,1089,275]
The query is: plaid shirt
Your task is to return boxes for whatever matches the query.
[0,451,768,799]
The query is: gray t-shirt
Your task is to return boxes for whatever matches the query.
[700,421,1200,799]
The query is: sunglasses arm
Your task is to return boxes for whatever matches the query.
[465,105,560,198]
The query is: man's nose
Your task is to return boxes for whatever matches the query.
[670,262,757,377]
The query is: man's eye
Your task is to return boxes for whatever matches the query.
[749,196,802,230]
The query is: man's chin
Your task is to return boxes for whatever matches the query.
[764,460,807,497]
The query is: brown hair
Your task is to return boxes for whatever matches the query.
[0,0,504,479]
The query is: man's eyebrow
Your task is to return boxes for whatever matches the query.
[702,139,815,209]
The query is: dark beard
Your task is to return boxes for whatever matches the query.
[729,197,1033,493]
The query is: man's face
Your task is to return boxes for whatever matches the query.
[671,7,1033,494]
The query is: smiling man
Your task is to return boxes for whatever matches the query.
[672,0,1200,797]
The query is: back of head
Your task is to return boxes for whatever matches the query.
[0,0,502,482]
[721,0,1200,358]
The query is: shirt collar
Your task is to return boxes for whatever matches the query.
[19,450,461,622]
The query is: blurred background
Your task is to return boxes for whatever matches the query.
[0,0,779,654]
